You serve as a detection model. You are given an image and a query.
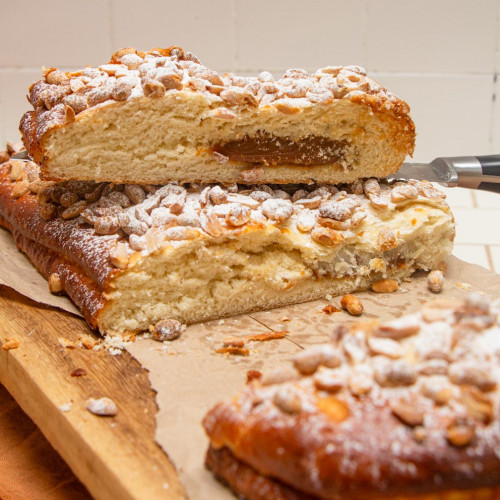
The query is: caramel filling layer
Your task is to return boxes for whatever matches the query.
[214,133,349,166]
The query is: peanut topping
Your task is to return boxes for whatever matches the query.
[427,270,444,293]
[390,398,424,427]
[150,319,185,342]
[273,386,303,414]
[340,294,363,316]
[371,279,399,293]
[86,397,118,417]
[11,160,449,277]
[48,273,63,293]
[447,421,475,447]
[311,226,344,246]
[293,344,341,375]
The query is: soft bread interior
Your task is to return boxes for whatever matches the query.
[43,95,411,185]
[99,202,454,335]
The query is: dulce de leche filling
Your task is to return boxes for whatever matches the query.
[213,132,349,166]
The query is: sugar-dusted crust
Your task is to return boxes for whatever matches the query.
[205,446,500,500]
[20,46,415,185]
[0,156,453,336]
[203,295,500,499]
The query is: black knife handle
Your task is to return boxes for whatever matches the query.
[475,155,500,193]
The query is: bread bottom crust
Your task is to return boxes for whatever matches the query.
[205,446,500,500]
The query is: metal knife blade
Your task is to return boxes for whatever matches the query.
[386,158,458,187]
[10,151,31,161]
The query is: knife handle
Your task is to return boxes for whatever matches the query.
[475,155,500,193]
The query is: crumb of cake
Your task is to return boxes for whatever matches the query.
[245,332,287,342]
[86,397,118,416]
[322,304,341,315]
[2,338,19,350]
[223,337,246,348]
[216,346,250,356]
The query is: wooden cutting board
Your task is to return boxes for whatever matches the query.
[0,285,187,500]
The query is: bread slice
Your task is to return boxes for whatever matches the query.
[203,294,500,499]
[20,46,415,185]
[0,158,452,337]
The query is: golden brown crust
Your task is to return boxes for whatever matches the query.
[206,445,318,500]
[206,446,500,500]
[0,161,119,328]
[0,157,453,336]
[203,296,500,498]
[19,47,415,185]
[19,111,43,164]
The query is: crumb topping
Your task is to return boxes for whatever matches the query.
[27,46,411,137]
[5,159,450,274]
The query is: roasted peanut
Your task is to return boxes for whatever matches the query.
[340,294,363,316]
[371,279,399,293]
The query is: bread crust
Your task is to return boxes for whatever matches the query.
[0,161,119,328]
[0,158,453,336]
[203,296,500,498]
[205,445,500,500]
[19,47,415,185]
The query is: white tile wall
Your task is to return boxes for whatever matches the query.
[1,1,112,68]
[365,0,498,73]
[453,207,500,245]
[0,70,41,147]
[490,245,500,271]
[235,0,365,72]
[110,0,237,71]
[453,244,491,270]
[373,74,494,162]
[2,0,499,156]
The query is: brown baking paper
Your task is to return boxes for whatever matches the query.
[0,230,82,317]
[0,225,499,499]
[128,257,500,500]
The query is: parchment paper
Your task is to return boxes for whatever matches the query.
[0,230,81,317]
[0,225,499,499]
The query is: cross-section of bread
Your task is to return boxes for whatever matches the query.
[20,46,415,186]
[203,294,500,499]
[0,157,452,337]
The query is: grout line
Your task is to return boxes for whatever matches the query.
[233,0,239,72]
[471,191,478,208]
[454,243,500,247]
[108,0,115,51]
[488,73,496,150]
[361,0,369,68]
[485,245,496,272]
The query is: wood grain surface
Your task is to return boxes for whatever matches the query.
[0,285,187,500]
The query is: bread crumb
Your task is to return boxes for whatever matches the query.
[216,346,250,356]
[223,337,245,348]
[71,368,87,377]
[456,282,472,290]
[78,334,98,350]
[325,294,333,301]
[58,337,75,349]
[245,331,286,341]
[246,370,262,383]
[86,397,118,416]
[58,403,72,412]
[322,305,340,315]
[2,338,19,350]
